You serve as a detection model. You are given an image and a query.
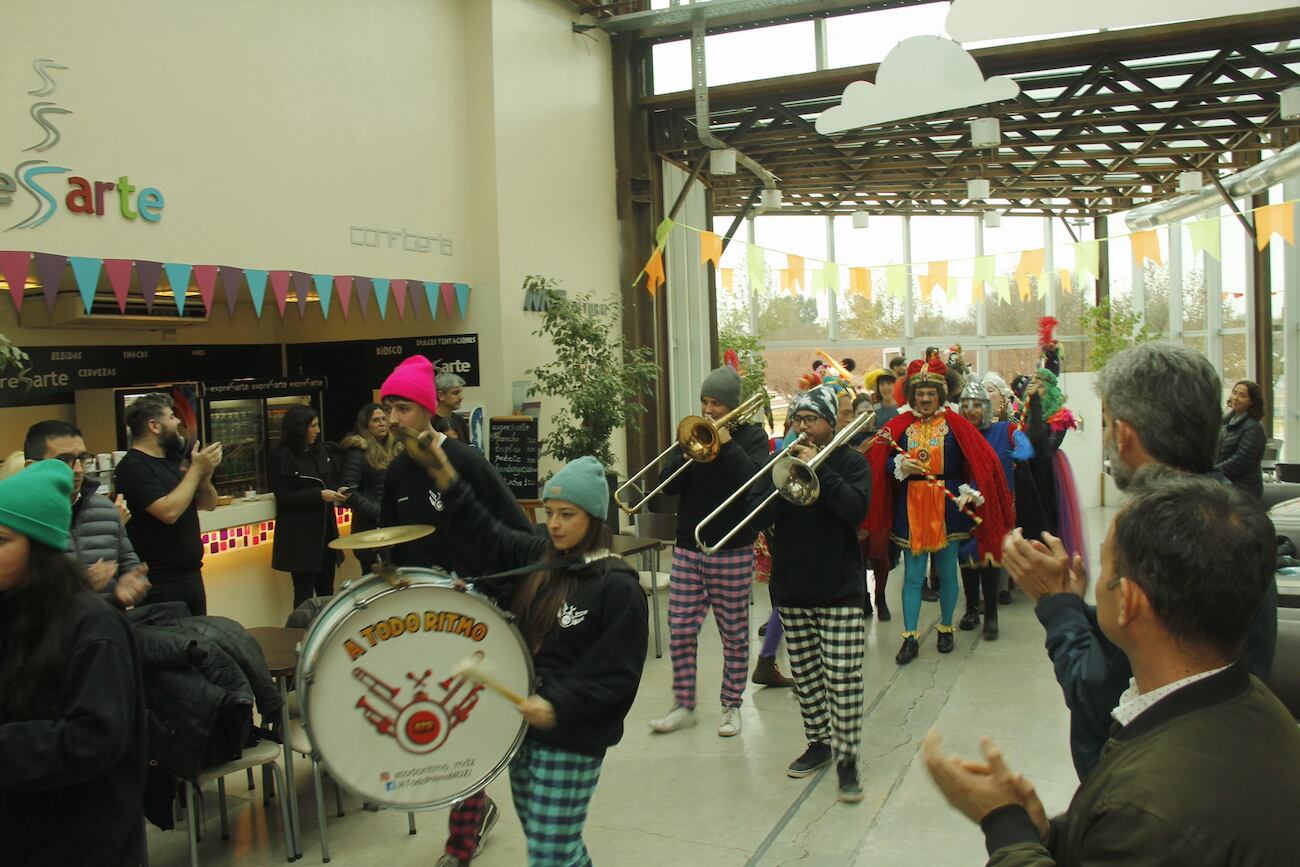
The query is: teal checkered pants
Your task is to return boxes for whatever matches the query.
[509,739,604,866]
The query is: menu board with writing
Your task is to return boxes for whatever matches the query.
[489,416,539,499]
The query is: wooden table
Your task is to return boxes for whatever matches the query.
[611,534,666,658]
[249,626,306,861]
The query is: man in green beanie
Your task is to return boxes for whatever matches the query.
[650,366,771,739]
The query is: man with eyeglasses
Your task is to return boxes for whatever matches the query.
[23,420,151,607]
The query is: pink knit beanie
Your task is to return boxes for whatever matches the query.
[380,355,439,414]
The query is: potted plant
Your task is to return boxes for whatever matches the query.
[0,332,27,374]
[718,325,772,428]
[1080,301,1159,371]
[527,283,658,528]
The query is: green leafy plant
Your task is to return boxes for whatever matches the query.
[717,325,771,426]
[527,284,659,469]
[1080,301,1160,371]
[0,332,28,374]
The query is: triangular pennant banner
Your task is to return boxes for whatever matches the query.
[0,251,31,310]
[33,252,66,312]
[810,267,825,295]
[69,256,103,313]
[700,231,723,269]
[972,275,984,303]
[1130,230,1163,266]
[1254,202,1295,251]
[644,250,665,298]
[1073,240,1100,281]
[291,271,311,319]
[220,267,243,315]
[406,279,424,319]
[786,254,805,295]
[423,281,439,321]
[268,270,291,318]
[164,263,192,315]
[355,277,373,318]
[372,278,390,319]
[454,283,470,319]
[746,244,766,292]
[1186,219,1221,262]
[720,268,734,292]
[103,259,134,313]
[334,275,353,319]
[822,262,840,294]
[779,269,796,296]
[439,282,456,318]
[1015,249,1045,300]
[972,255,996,300]
[849,267,871,299]
[390,279,408,319]
[886,264,907,299]
[996,275,1011,303]
[313,275,333,319]
[1059,268,1072,294]
[923,261,948,301]
[654,218,675,249]
[245,269,269,318]
[136,260,162,312]
[193,265,218,315]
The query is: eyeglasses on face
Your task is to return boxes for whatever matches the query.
[55,453,96,471]
[790,414,822,427]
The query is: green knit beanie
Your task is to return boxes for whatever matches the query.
[0,459,73,550]
[543,456,609,519]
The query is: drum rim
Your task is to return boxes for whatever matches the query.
[295,566,534,810]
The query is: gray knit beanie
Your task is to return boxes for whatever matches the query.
[699,366,742,411]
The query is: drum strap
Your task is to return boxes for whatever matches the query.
[469,548,617,586]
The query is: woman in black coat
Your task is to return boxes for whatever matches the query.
[1215,379,1267,499]
[269,405,346,607]
[338,403,397,574]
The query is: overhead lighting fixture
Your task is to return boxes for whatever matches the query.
[970,117,1000,148]
[709,149,737,176]
[852,211,870,229]
[966,178,990,200]
[1178,171,1203,193]
[760,188,783,209]
[1282,85,1300,120]
[983,210,1002,228]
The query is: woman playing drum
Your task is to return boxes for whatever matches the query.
[425,450,648,867]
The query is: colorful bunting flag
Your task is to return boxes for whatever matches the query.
[1059,268,1072,294]
[700,231,722,269]
[439,282,456,319]
[454,283,470,319]
[136,261,162,312]
[923,261,948,301]
[746,244,766,292]
[354,277,373,318]
[373,278,390,319]
[69,256,102,313]
[268,270,291,318]
[996,275,1011,303]
[245,269,269,318]
[34,253,66,311]
[422,281,439,321]
[1254,202,1295,251]
[823,262,840,294]
[313,275,334,318]
[164,263,192,316]
[1015,249,1045,301]
[334,275,353,319]
[390,279,408,319]
[972,255,996,301]
[720,268,734,292]
[1130,230,1163,266]
[644,249,665,298]
[220,267,243,315]
[886,264,907,299]
[291,271,311,319]
[849,267,871,299]
[103,259,134,314]
[194,265,218,316]
[654,218,675,249]
[0,251,31,310]
[1186,219,1221,261]
[1073,240,1100,281]
[786,254,805,295]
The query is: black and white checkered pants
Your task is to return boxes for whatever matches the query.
[778,606,866,763]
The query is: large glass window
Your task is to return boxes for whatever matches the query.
[833,215,905,341]
[911,215,977,338]
[825,6,948,69]
[1053,218,1092,339]
[1221,204,1249,329]
[651,22,817,94]
[985,217,1047,336]
[1179,221,1208,332]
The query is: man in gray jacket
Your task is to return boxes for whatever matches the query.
[24,420,151,607]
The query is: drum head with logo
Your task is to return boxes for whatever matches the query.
[298,571,532,809]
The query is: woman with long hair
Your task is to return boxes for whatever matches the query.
[0,460,147,865]
[270,404,346,608]
[425,450,647,867]
[1216,379,1267,499]
[339,403,398,574]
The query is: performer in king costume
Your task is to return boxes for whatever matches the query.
[865,358,1014,665]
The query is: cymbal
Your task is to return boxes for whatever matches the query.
[330,525,434,550]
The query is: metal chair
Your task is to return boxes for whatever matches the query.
[1263,438,1283,481]
[633,512,677,659]
[182,739,295,865]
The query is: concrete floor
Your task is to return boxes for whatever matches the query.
[145,511,1110,867]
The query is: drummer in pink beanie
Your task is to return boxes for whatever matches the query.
[378,354,531,866]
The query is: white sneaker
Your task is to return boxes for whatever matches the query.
[649,704,697,733]
[718,707,741,737]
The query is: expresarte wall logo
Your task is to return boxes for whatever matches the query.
[0,58,165,231]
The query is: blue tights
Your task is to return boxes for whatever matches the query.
[902,541,961,634]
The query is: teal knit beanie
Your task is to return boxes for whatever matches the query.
[543,456,609,519]
[0,459,73,550]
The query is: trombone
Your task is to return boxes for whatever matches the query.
[694,410,875,555]
[614,391,766,515]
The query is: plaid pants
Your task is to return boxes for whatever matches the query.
[668,546,753,709]
[444,789,487,860]
[510,739,604,867]
[779,607,866,763]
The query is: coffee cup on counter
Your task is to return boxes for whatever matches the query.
[96,453,113,472]
[112,450,126,467]
[244,489,258,501]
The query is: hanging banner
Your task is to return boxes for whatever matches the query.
[69,256,102,313]
[245,269,269,318]
[849,267,871,299]
[355,276,373,318]
[454,283,470,319]
[1254,202,1296,251]
[373,277,391,319]
[268,270,291,318]
[923,261,948,301]
[313,275,334,319]
[0,251,31,310]
[1073,240,1100,281]
[290,271,311,319]
[391,279,408,319]
[104,259,134,313]
[164,263,192,316]
[720,268,734,292]
[136,260,163,313]
[423,280,439,321]
[746,244,766,292]
[1130,229,1163,266]
[972,255,996,301]
[996,275,1011,303]
[643,250,665,298]
[439,281,457,319]
[700,231,722,269]
[654,218,675,249]
[1014,249,1044,301]
[220,266,243,316]
[194,265,219,316]
[823,262,840,294]
[1186,218,1221,261]
[886,264,907,299]
[786,254,805,295]
[334,275,354,319]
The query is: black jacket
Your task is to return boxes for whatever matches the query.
[1015,393,1065,542]
[745,445,872,608]
[1216,412,1266,499]
[269,445,341,573]
[339,441,387,531]
[380,436,532,577]
[0,592,147,866]
[661,422,770,551]
[441,478,648,757]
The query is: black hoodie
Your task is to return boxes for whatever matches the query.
[660,422,771,551]
[440,477,648,758]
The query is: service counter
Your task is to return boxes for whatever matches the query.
[197,496,362,629]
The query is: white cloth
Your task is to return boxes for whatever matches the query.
[1110,665,1230,728]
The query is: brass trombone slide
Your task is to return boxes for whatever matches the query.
[694,410,875,555]
[614,392,766,515]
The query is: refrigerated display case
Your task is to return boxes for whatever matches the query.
[202,376,326,496]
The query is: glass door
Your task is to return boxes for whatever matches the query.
[209,398,265,496]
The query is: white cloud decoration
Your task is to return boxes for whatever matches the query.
[945,0,1296,43]
[815,36,1019,136]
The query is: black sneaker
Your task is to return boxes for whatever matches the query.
[875,594,891,622]
[999,589,1013,605]
[471,797,499,859]
[895,636,919,665]
[787,742,832,778]
[837,760,864,803]
[937,631,955,654]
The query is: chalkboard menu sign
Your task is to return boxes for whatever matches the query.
[489,416,539,499]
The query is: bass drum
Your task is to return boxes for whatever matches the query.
[297,567,532,809]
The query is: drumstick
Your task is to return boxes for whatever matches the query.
[871,428,983,526]
[451,651,528,707]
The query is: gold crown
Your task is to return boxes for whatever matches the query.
[910,370,946,387]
